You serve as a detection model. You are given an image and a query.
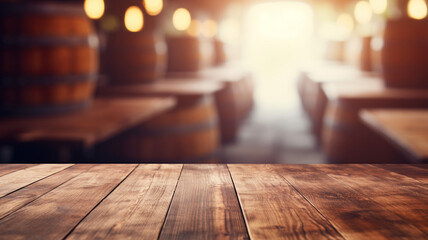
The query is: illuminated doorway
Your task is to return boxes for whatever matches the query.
[242,1,314,111]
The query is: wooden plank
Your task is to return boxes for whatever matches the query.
[315,164,428,234]
[277,165,426,239]
[67,164,182,240]
[228,164,343,240]
[361,109,428,163]
[0,164,136,240]
[159,164,248,240]
[0,164,36,177]
[0,164,94,219]
[0,97,176,148]
[0,164,73,198]
[373,164,428,183]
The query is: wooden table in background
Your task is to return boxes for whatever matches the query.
[0,97,175,162]
[361,109,428,163]
[321,79,428,163]
[97,79,223,98]
[167,64,254,143]
[297,62,379,140]
[0,164,426,239]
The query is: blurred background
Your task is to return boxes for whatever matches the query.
[1,0,427,164]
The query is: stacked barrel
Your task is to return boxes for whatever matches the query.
[0,3,98,115]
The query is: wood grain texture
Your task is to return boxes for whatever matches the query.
[159,164,248,240]
[374,164,428,183]
[228,164,343,240]
[0,164,36,177]
[361,109,428,163]
[0,97,175,147]
[67,164,182,240]
[0,164,73,198]
[277,165,426,239]
[315,164,428,234]
[0,164,94,219]
[0,164,136,240]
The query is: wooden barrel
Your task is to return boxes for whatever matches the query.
[0,3,98,115]
[215,81,248,143]
[297,66,376,142]
[166,36,214,72]
[360,36,372,72]
[382,18,428,88]
[106,32,167,84]
[322,101,404,163]
[214,39,227,65]
[101,95,220,163]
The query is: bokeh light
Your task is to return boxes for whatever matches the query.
[201,19,218,38]
[408,0,428,20]
[172,8,191,31]
[369,0,387,14]
[143,0,163,16]
[124,6,144,32]
[337,13,354,36]
[354,1,373,24]
[186,19,201,37]
[84,0,105,19]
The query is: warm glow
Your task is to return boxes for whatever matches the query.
[186,19,201,37]
[319,13,354,41]
[337,13,354,35]
[219,18,240,43]
[124,6,144,32]
[354,1,373,24]
[84,0,104,19]
[369,0,387,14]
[172,8,191,31]
[143,0,163,16]
[243,2,314,109]
[201,19,218,38]
[408,0,428,19]
[248,2,313,40]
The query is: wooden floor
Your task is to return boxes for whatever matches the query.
[222,102,326,164]
[0,164,426,239]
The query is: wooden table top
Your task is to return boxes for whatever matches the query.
[0,97,175,148]
[0,164,426,239]
[97,79,223,97]
[322,78,428,106]
[301,62,379,84]
[361,109,428,163]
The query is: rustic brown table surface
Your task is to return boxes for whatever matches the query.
[361,109,428,163]
[0,164,426,239]
[0,97,175,148]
